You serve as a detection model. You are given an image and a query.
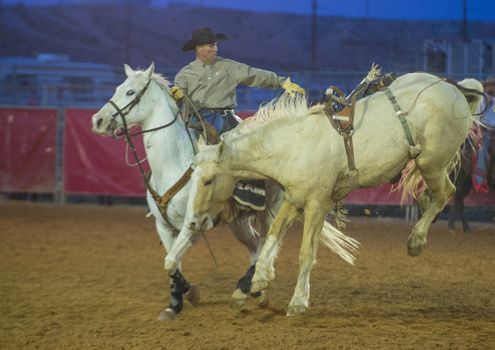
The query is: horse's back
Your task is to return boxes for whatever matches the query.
[390,72,439,90]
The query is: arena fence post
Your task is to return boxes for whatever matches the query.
[54,107,66,204]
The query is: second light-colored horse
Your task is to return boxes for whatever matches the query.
[175,72,483,315]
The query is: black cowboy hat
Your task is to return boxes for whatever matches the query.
[483,76,495,86]
[182,27,227,52]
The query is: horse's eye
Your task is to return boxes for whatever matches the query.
[126,90,135,96]
[204,179,213,186]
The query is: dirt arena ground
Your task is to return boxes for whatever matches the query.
[1,201,494,350]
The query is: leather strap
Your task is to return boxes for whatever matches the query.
[148,166,194,231]
[324,96,358,174]
[383,88,421,158]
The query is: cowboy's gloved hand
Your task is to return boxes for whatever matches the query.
[282,78,305,95]
[170,86,184,101]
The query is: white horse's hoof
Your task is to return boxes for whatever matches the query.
[286,304,307,316]
[158,308,176,321]
[231,288,247,308]
[252,291,269,309]
[250,279,269,294]
[185,284,200,306]
[407,236,425,257]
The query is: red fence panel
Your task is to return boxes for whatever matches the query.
[344,183,413,205]
[344,183,495,207]
[2,106,493,206]
[0,107,57,193]
[63,109,147,196]
[464,190,495,206]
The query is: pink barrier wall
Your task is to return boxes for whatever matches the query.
[0,107,57,192]
[346,184,495,206]
[0,107,494,206]
[464,191,495,206]
[63,109,147,196]
[345,183,413,205]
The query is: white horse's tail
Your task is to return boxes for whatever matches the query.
[396,151,461,204]
[319,221,360,265]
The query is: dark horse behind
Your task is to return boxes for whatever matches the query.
[448,131,494,232]
[448,141,475,232]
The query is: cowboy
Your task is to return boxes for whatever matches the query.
[171,27,305,211]
[172,27,304,132]
[474,76,495,192]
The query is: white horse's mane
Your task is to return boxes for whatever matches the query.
[221,93,323,142]
[132,69,171,93]
[150,72,171,92]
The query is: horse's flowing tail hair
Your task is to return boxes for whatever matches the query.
[396,152,461,204]
[319,221,360,265]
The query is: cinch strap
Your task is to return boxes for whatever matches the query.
[384,88,421,158]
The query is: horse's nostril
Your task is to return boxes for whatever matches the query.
[96,118,103,128]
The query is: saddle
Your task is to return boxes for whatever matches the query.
[188,121,220,144]
[323,71,397,176]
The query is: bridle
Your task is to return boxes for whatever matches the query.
[107,78,179,138]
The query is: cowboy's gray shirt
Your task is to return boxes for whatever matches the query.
[174,57,286,109]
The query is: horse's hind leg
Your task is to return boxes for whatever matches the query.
[408,169,456,256]
[459,196,470,233]
[287,204,326,316]
[447,199,457,231]
[227,212,268,307]
[251,200,299,294]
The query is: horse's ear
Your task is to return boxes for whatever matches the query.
[197,135,207,151]
[124,64,133,77]
[144,62,155,79]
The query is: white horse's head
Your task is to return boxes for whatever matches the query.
[92,62,157,137]
[185,139,237,232]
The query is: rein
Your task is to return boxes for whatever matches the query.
[107,78,192,233]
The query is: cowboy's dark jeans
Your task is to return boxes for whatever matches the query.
[195,109,240,134]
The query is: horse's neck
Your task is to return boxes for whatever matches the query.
[222,132,281,180]
[142,87,194,191]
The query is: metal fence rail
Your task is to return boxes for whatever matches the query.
[2,69,489,111]
[0,69,450,110]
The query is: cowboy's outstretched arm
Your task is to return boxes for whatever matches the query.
[235,61,304,94]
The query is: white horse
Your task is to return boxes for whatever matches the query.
[175,72,483,315]
[91,63,279,320]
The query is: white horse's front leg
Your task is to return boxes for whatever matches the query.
[251,234,280,291]
[286,207,325,316]
[251,201,299,293]
[165,226,199,272]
